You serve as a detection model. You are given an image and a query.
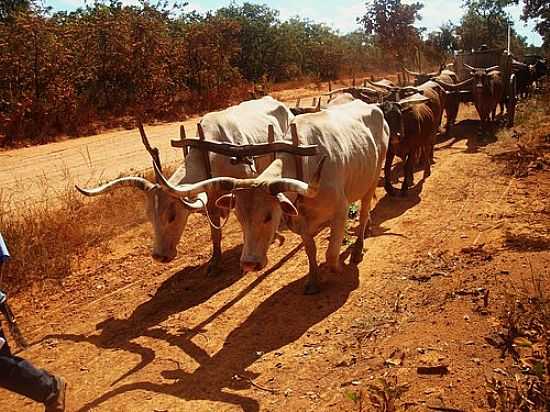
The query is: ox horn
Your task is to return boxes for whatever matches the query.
[364,79,394,90]
[76,177,155,196]
[433,77,473,91]
[427,64,444,77]
[154,161,237,197]
[464,63,477,72]
[485,65,500,72]
[403,67,422,77]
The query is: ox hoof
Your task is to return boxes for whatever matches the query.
[206,260,222,277]
[304,282,320,295]
[350,249,364,265]
[384,185,396,197]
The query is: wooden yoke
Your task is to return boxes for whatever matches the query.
[138,122,162,173]
[290,123,304,181]
[197,123,213,179]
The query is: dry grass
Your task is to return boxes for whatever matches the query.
[487,85,550,177]
[485,267,549,411]
[0,171,152,294]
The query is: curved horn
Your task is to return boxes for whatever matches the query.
[403,67,422,77]
[365,79,394,90]
[76,177,155,196]
[464,63,476,72]
[485,65,500,72]
[323,87,348,96]
[154,161,237,197]
[427,64,443,77]
[268,156,326,198]
[433,77,473,91]
[356,86,382,94]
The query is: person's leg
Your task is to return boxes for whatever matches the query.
[0,353,58,403]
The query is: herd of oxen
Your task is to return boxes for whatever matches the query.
[77,55,547,295]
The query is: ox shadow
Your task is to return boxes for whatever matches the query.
[42,244,246,383]
[75,250,358,412]
[368,179,424,238]
[437,118,501,153]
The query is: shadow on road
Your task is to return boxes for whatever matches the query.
[43,239,357,411]
[69,246,357,412]
[437,118,501,153]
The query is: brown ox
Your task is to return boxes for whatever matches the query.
[404,66,460,134]
[379,85,443,196]
[436,64,504,128]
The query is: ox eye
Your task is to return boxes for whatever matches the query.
[167,206,177,223]
[264,213,272,224]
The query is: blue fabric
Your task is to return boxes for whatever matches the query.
[0,233,10,262]
[0,327,57,403]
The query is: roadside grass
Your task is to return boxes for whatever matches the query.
[487,85,550,177]
[485,267,548,411]
[0,169,160,294]
[483,84,549,411]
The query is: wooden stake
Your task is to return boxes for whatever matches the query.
[290,123,303,181]
[197,123,212,179]
[180,125,188,157]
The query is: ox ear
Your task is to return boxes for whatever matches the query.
[398,93,429,110]
[215,193,235,210]
[259,159,283,180]
[276,193,298,216]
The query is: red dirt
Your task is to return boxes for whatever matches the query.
[1,102,548,411]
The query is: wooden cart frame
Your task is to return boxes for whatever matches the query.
[452,48,517,126]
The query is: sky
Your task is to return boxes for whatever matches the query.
[47,0,543,46]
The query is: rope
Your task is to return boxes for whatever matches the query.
[182,196,232,231]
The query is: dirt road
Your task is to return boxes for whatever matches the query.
[1,103,548,411]
[0,84,328,211]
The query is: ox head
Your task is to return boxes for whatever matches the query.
[76,175,205,262]
[76,124,207,263]
[403,64,444,85]
[154,157,325,274]
[379,93,429,148]
[464,64,500,93]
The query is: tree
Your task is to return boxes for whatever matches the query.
[513,0,550,52]
[357,0,424,64]
[216,2,280,81]
[457,0,527,54]
[422,22,458,65]
[0,0,32,22]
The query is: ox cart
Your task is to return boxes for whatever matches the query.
[452,48,517,126]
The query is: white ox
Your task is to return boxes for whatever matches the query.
[156,100,389,294]
[77,96,294,274]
